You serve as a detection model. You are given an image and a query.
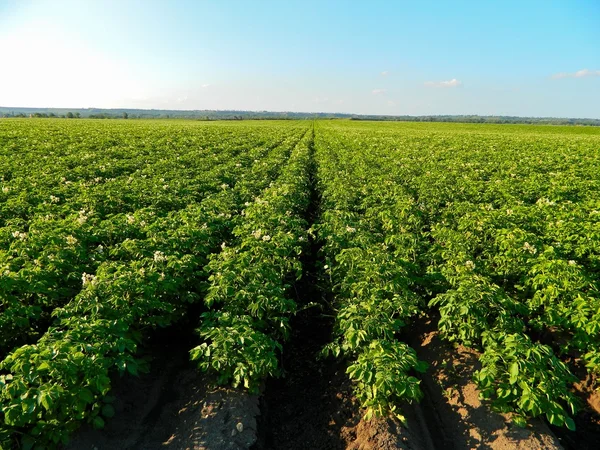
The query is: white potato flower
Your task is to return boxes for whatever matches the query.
[81,272,97,286]
[153,251,167,262]
[523,242,537,255]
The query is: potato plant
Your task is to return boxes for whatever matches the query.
[191,130,313,391]
[1,119,599,447]
[0,120,307,448]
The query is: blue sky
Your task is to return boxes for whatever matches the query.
[0,0,599,117]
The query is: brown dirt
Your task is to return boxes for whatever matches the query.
[252,197,428,450]
[66,312,594,450]
[550,378,600,449]
[574,378,600,418]
[587,390,600,416]
[253,308,427,450]
[346,414,424,450]
[407,317,563,450]
[65,328,261,450]
[588,390,600,414]
[66,302,424,450]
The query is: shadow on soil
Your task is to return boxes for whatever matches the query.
[253,130,423,450]
[65,308,260,450]
[253,132,354,449]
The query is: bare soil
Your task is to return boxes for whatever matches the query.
[65,176,598,450]
[253,307,427,450]
[66,313,600,450]
[407,317,563,450]
[549,378,600,449]
[65,327,261,450]
[253,170,427,450]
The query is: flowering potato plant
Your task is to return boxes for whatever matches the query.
[191,130,312,391]
[316,121,600,428]
[1,118,599,447]
[315,125,427,421]
[0,120,308,448]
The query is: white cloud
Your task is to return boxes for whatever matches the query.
[201,84,211,88]
[424,78,462,88]
[552,69,600,79]
[372,89,387,95]
[381,71,389,76]
[387,100,396,106]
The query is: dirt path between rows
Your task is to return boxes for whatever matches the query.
[64,136,590,449]
[66,313,589,450]
[253,305,427,450]
[252,152,428,450]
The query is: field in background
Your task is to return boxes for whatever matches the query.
[1,119,599,448]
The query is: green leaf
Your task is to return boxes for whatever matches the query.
[79,388,94,403]
[547,413,562,427]
[126,361,139,376]
[39,391,53,411]
[21,434,36,450]
[564,417,576,431]
[509,362,519,385]
[102,403,116,418]
[93,415,105,430]
[513,415,527,428]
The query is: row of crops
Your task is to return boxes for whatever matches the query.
[0,120,308,447]
[0,119,599,447]
[315,122,600,430]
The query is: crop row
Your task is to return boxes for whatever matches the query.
[0,121,308,448]
[1,119,600,447]
[0,121,308,353]
[0,131,277,355]
[190,128,314,391]
[314,125,427,420]
[317,121,600,428]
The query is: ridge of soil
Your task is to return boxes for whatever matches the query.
[65,319,261,450]
[65,129,599,449]
[407,316,563,450]
[252,284,426,450]
[549,376,600,449]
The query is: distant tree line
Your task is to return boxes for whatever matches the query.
[1,111,129,119]
[349,115,600,126]
[1,107,598,126]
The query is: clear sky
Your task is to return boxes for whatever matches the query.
[0,0,599,117]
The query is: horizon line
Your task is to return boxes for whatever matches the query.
[1,106,599,121]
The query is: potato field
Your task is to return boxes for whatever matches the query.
[1,119,599,449]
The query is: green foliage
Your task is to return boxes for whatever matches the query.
[346,340,426,420]
[191,313,282,391]
[192,130,312,390]
[475,333,579,429]
[315,120,600,427]
[0,120,309,448]
[315,124,427,418]
[1,119,599,447]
